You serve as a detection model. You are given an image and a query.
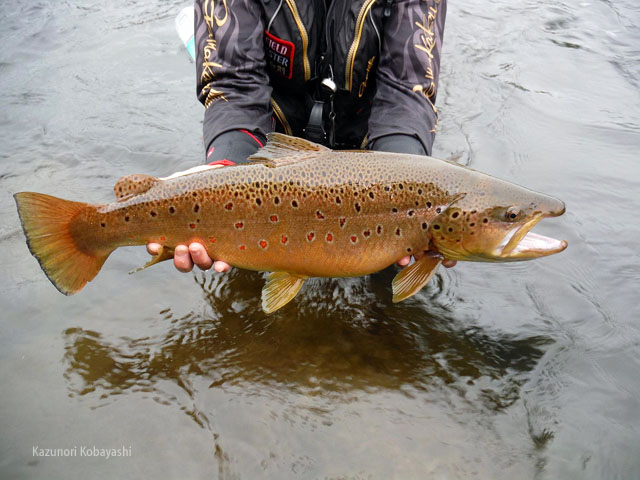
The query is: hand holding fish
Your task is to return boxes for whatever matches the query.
[146,241,231,273]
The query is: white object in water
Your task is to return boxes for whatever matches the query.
[175,6,195,61]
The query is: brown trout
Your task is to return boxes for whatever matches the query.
[14,134,567,313]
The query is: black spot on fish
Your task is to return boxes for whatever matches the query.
[395,227,402,237]
[483,218,488,223]
[193,205,199,213]
[124,216,130,222]
[433,224,441,230]
[426,202,432,208]
[100,222,106,228]
[408,210,415,217]
[355,203,361,213]
[422,222,428,230]
[274,196,280,205]
[291,200,299,208]
[392,207,398,213]
[451,211,459,218]
[448,227,453,232]
[335,196,342,204]
[169,206,176,214]
[368,191,374,200]
[436,207,442,214]
[256,198,262,206]
[150,211,157,217]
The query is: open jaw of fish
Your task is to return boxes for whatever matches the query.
[13,133,568,314]
[494,212,568,260]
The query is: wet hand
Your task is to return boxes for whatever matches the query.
[146,242,231,274]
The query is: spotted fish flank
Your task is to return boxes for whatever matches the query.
[14,133,567,313]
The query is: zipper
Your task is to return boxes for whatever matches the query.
[271,98,292,135]
[285,0,310,81]
[345,0,377,92]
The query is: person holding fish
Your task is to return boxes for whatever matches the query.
[149,0,454,273]
[14,1,568,310]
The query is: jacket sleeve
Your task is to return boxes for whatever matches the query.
[194,0,273,155]
[367,0,447,155]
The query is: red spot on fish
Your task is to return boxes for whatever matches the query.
[281,235,289,245]
[225,202,233,211]
[326,232,333,243]
[128,235,134,239]
[160,236,166,241]
[339,217,346,228]
[239,245,246,251]
[209,236,216,243]
[270,214,279,223]
[307,232,315,243]
[259,240,268,249]
[235,221,244,230]
[189,223,196,229]
[316,210,325,220]
[350,235,358,244]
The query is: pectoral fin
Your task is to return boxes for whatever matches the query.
[261,271,306,314]
[392,253,442,303]
[129,245,174,274]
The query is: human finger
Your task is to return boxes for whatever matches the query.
[173,245,194,273]
[189,242,214,271]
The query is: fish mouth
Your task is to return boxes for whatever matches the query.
[496,212,568,260]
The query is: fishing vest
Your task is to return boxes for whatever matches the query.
[261,0,392,148]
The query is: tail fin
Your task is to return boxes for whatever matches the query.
[14,192,113,295]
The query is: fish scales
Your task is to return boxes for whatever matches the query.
[14,133,567,312]
[94,152,452,278]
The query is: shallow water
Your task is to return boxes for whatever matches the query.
[1,0,639,478]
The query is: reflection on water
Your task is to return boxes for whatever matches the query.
[63,269,551,425]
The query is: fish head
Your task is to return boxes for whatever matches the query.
[428,179,567,262]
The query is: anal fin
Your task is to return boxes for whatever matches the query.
[261,271,306,314]
[129,245,174,274]
[392,253,442,303]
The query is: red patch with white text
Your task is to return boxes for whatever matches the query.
[264,30,295,79]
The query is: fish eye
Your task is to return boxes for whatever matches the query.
[505,206,522,222]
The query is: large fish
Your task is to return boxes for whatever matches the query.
[14,134,567,313]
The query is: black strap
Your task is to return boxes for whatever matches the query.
[304,101,326,144]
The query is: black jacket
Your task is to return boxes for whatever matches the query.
[194,0,446,155]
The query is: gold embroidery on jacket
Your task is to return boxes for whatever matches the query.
[412,1,440,117]
[201,0,228,107]
[358,56,376,98]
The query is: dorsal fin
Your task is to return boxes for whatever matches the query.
[114,174,158,201]
[248,133,329,167]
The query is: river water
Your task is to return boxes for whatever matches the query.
[1,1,639,479]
